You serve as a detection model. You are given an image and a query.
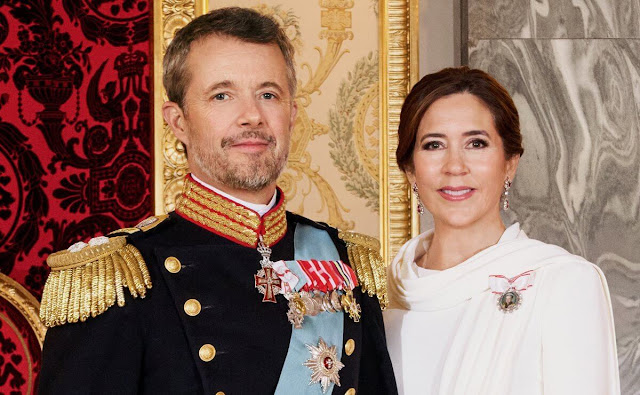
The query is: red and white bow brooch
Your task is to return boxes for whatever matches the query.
[489,270,535,313]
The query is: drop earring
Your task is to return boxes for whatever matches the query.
[412,183,425,215]
[502,177,512,211]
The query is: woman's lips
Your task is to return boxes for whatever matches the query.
[437,187,475,201]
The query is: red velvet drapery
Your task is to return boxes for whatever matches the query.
[0,1,152,391]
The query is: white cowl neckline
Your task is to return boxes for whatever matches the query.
[385,223,620,395]
[386,223,560,311]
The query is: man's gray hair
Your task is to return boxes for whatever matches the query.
[163,7,297,108]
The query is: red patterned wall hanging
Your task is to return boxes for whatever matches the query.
[0,0,152,301]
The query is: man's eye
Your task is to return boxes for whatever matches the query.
[262,92,276,99]
[213,93,228,100]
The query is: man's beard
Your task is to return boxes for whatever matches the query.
[190,130,288,192]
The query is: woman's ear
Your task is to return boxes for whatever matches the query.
[405,170,416,187]
[506,154,520,181]
[162,101,189,146]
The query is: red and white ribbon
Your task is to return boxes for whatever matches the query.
[489,270,535,294]
[272,260,299,294]
[275,259,358,293]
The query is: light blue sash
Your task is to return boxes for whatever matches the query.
[274,224,344,395]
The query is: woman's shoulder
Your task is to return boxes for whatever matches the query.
[534,250,608,300]
[514,235,607,292]
[540,255,599,272]
[517,231,592,268]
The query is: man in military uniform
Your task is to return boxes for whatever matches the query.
[39,7,397,395]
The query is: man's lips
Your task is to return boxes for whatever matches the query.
[437,186,475,201]
[229,139,271,151]
[221,130,275,150]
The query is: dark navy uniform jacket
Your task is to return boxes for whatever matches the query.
[39,211,398,394]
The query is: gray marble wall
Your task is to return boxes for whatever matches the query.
[467,1,640,393]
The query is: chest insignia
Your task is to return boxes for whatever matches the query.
[489,270,535,313]
[271,259,360,327]
[303,337,345,393]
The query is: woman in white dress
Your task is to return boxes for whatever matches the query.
[384,67,620,395]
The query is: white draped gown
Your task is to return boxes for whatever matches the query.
[384,223,620,395]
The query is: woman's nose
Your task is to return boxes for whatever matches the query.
[442,149,468,175]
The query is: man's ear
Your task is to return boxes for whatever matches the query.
[162,101,189,146]
[289,100,298,132]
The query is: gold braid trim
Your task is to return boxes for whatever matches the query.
[40,236,152,328]
[176,176,288,247]
[338,231,388,309]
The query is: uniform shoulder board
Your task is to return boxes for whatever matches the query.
[338,231,388,309]
[108,214,169,235]
[40,232,154,328]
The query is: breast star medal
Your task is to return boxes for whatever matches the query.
[303,338,345,393]
[254,236,281,303]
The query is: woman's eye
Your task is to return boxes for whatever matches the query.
[423,141,442,150]
[469,139,488,148]
[213,93,228,100]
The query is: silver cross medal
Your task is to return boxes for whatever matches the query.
[254,236,282,303]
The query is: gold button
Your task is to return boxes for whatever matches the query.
[184,299,201,316]
[199,344,216,362]
[215,392,225,395]
[345,388,356,395]
[345,339,355,356]
[164,257,181,273]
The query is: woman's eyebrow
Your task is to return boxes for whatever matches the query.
[418,133,446,143]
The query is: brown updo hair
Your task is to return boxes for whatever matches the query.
[396,66,524,173]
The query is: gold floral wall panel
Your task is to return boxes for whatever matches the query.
[154,0,417,262]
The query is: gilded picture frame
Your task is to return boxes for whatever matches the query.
[152,0,419,263]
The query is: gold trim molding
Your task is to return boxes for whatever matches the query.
[379,0,419,263]
[0,273,45,347]
[152,0,208,214]
[153,0,418,263]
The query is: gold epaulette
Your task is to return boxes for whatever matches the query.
[40,236,152,328]
[338,231,388,309]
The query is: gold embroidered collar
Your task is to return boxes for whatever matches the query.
[175,175,287,248]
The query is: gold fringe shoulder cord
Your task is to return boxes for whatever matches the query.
[40,236,152,328]
[338,231,388,309]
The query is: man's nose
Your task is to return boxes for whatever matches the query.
[238,98,263,127]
